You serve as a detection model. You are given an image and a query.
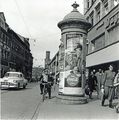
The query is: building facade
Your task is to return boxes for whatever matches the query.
[44,51,51,70]
[84,0,119,73]
[0,12,10,78]
[48,51,59,78]
[0,12,33,80]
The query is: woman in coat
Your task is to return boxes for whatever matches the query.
[88,71,97,99]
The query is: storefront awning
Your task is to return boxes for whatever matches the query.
[86,42,119,67]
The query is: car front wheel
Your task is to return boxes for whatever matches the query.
[17,83,20,89]
[23,84,26,89]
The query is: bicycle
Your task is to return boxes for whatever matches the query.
[42,82,52,102]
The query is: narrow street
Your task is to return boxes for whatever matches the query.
[1,82,42,120]
[1,83,119,120]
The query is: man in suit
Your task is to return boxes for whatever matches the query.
[114,69,119,98]
[101,65,115,108]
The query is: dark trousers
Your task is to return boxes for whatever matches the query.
[40,83,51,98]
[40,83,44,93]
[101,86,114,106]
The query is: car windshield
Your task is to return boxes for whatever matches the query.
[4,73,21,77]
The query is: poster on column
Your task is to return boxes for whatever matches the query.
[64,34,83,87]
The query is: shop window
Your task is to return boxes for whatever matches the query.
[3,34,5,43]
[86,39,89,54]
[95,35,105,50]
[3,50,5,59]
[95,4,101,23]
[90,12,94,26]
[86,17,89,22]
[91,41,95,52]
[0,32,3,39]
[87,0,90,9]
[103,0,109,15]
[91,0,95,5]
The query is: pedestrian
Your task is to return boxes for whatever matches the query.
[39,70,48,94]
[115,102,119,113]
[39,69,52,99]
[88,71,97,99]
[101,65,116,108]
[95,69,104,99]
[113,69,119,113]
[48,73,54,96]
[114,69,119,98]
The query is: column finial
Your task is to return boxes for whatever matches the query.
[72,1,79,11]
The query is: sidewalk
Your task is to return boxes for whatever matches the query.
[36,86,119,120]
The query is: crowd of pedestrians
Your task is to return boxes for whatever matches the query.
[85,65,119,113]
[38,65,119,113]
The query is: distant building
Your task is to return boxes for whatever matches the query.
[48,51,59,75]
[84,0,119,72]
[32,66,43,81]
[0,12,10,77]
[44,51,51,70]
[0,12,33,79]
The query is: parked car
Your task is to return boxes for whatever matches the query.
[0,72,28,89]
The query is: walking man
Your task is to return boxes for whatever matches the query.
[113,69,119,113]
[101,65,116,108]
[114,69,119,98]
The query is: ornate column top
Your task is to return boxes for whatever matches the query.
[72,1,79,11]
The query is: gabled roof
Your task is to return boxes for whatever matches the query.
[0,12,6,22]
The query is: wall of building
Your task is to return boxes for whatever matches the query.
[45,51,51,69]
[87,4,119,54]
[0,12,9,77]
[84,0,119,26]
[0,13,33,79]
[84,0,119,73]
[48,51,59,80]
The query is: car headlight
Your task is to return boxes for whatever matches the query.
[13,80,18,83]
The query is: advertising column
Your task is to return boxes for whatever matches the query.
[57,2,91,102]
[62,34,84,96]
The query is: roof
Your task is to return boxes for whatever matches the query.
[58,2,91,29]
[17,33,29,43]
[63,5,86,22]
[0,12,6,22]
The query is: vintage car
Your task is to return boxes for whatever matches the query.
[0,72,28,89]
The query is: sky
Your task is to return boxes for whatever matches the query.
[0,0,84,67]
